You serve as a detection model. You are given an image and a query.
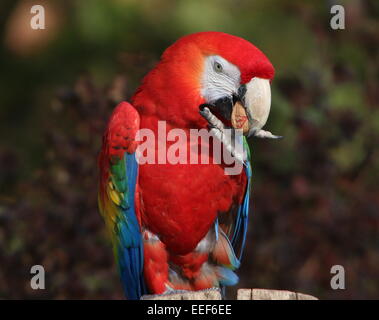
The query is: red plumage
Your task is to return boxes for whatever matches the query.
[132,32,273,255]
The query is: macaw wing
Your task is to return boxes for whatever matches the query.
[218,137,252,262]
[98,101,146,299]
[230,157,252,260]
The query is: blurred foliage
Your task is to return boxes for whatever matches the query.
[0,0,378,299]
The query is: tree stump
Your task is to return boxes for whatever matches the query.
[237,289,318,300]
[141,288,318,300]
[141,288,222,300]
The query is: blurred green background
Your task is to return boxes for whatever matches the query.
[0,0,378,299]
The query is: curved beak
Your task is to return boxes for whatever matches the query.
[242,77,274,137]
[199,77,281,139]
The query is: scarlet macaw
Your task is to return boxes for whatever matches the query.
[98,32,278,299]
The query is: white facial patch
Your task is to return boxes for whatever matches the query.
[201,55,241,103]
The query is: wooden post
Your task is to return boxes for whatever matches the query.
[141,288,318,300]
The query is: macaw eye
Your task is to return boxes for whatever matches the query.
[214,62,223,73]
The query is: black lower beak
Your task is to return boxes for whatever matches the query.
[199,84,247,122]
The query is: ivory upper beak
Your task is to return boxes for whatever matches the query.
[244,77,271,135]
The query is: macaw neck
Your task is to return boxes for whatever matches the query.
[131,71,249,173]
[131,44,207,132]
[132,86,207,132]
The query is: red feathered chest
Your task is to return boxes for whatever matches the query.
[136,114,247,255]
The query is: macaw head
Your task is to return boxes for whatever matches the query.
[133,31,277,138]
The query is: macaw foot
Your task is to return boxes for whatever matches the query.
[140,289,190,300]
[199,106,247,163]
[164,288,191,295]
[141,288,222,300]
[254,129,283,139]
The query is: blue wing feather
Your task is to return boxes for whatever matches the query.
[230,143,252,260]
[115,153,147,299]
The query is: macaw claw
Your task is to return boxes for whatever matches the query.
[254,129,283,139]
